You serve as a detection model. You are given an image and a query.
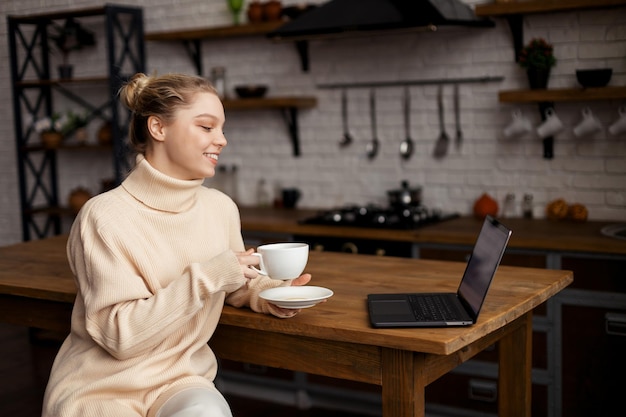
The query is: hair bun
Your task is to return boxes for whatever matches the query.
[120,73,150,111]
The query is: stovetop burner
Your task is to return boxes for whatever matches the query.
[300,204,458,230]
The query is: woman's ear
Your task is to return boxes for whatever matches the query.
[147,116,166,142]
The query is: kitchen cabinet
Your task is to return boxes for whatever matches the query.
[8,5,145,241]
[145,23,317,157]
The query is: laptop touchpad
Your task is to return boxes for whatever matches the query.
[373,300,413,316]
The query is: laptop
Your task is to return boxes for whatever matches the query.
[368,215,512,328]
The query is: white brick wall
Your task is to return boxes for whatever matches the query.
[1,0,625,246]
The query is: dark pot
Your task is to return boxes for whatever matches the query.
[527,67,551,89]
[387,181,422,207]
[58,64,73,80]
[282,188,301,209]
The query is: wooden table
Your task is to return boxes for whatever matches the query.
[0,235,573,417]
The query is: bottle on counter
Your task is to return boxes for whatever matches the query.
[210,66,227,99]
[502,193,516,218]
[522,193,534,219]
[256,178,271,207]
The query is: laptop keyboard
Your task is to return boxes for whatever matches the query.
[408,294,460,321]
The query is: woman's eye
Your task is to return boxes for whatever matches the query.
[201,126,213,132]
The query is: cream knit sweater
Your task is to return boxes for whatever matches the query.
[42,156,287,417]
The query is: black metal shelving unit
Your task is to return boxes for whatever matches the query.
[8,5,145,241]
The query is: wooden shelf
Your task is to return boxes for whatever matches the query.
[475,1,626,63]
[224,96,317,157]
[499,86,626,103]
[475,0,626,16]
[23,142,112,152]
[17,76,110,88]
[223,96,317,110]
[8,6,108,22]
[145,21,312,72]
[145,21,283,41]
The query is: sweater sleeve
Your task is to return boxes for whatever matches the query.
[223,204,294,316]
[69,204,248,361]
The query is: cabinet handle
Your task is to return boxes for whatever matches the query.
[606,312,626,337]
[468,379,497,403]
[313,244,325,252]
[341,242,358,254]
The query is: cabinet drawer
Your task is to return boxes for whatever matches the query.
[426,374,548,417]
[561,305,626,417]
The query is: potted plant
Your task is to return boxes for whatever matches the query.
[518,38,557,89]
[33,110,88,148]
[66,110,90,143]
[49,18,96,79]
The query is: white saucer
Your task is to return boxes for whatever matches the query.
[259,286,333,309]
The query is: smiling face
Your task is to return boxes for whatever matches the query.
[146,91,227,180]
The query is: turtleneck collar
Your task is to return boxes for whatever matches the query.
[121,155,204,213]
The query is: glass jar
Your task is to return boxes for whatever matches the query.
[522,193,534,219]
[502,193,516,218]
[210,66,227,99]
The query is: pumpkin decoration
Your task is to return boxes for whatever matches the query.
[247,1,263,22]
[473,193,499,219]
[546,198,569,221]
[68,187,92,214]
[97,121,112,145]
[568,203,588,222]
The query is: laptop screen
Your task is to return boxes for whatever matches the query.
[458,216,512,318]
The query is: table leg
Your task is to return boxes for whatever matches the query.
[381,348,425,417]
[499,311,532,417]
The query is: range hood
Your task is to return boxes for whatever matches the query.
[268,0,494,40]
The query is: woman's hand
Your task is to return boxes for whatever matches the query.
[269,273,314,317]
[236,248,261,281]
[289,273,311,287]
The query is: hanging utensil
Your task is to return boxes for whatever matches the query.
[366,89,379,160]
[454,84,462,150]
[400,86,414,160]
[433,85,449,159]
[339,89,353,147]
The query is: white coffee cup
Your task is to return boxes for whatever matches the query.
[608,106,626,135]
[251,242,309,280]
[536,108,564,139]
[573,107,602,138]
[503,109,533,138]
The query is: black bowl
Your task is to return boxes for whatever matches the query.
[234,85,268,99]
[576,68,613,88]
[281,4,317,20]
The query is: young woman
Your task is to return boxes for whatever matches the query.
[42,73,311,417]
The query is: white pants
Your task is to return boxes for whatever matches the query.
[156,388,233,417]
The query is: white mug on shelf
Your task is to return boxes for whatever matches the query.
[536,108,564,139]
[503,109,533,138]
[573,107,602,138]
[608,106,626,135]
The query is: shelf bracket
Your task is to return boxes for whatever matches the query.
[539,102,555,159]
[295,40,309,72]
[281,107,301,157]
[505,15,524,62]
[183,39,203,75]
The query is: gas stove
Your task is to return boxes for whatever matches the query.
[300,204,459,230]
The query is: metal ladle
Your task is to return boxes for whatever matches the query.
[400,87,414,160]
[432,85,449,159]
[366,89,379,160]
[339,89,353,147]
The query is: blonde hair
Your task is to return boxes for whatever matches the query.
[119,73,218,154]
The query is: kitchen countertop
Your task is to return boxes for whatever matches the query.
[239,207,626,256]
